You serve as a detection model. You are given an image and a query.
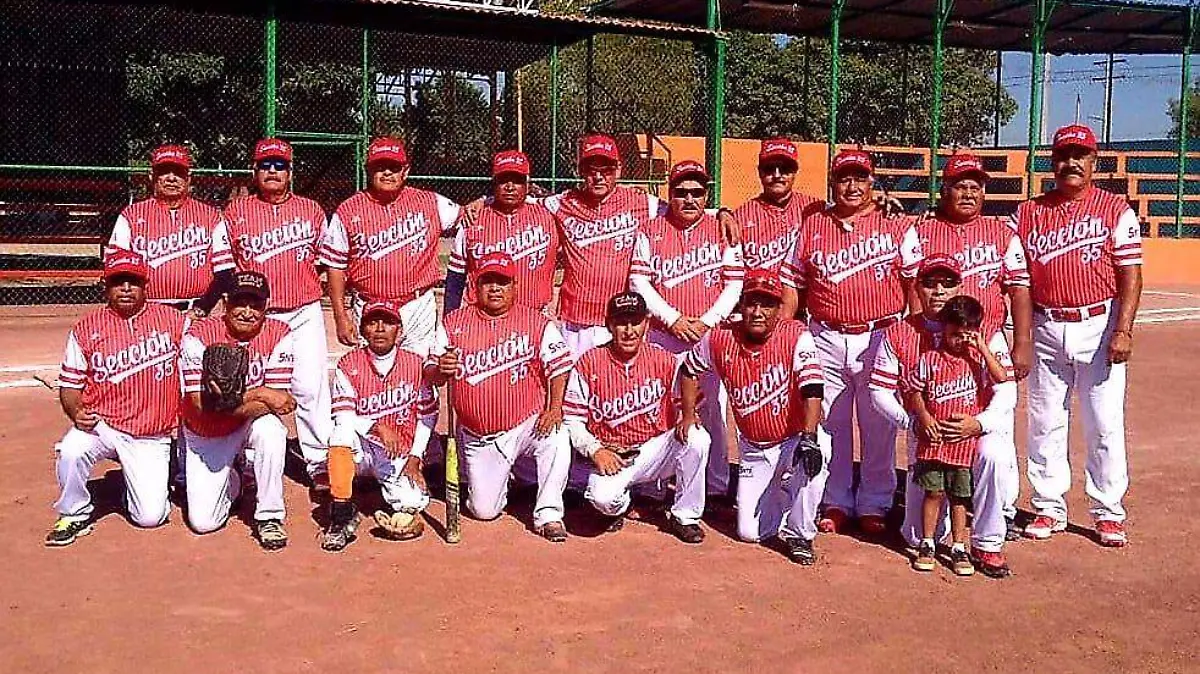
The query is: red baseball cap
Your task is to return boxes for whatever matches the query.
[361,300,402,323]
[1052,124,1098,153]
[366,137,409,167]
[492,150,531,178]
[918,254,962,280]
[253,138,293,163]
[579,133,620,165]
[103,249,149,283]
[759,138,799,168]
[831,149,874,178]
[741,269,783,300]
[942,153,989,184]
[150,144,192,171]
[473,251,516,281]
[668,160,710,186]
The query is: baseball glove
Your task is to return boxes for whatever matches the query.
[200,344,249,413]
[373,509,425,541]
[792,432,824,480]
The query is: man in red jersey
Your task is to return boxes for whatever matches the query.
[106,144,236,316]
[445,150,559,314]
[180,271,297,550]
[46,252,187,546]
[321,137,462,355]
[429,253,575,542]
[780,149,923,536]
[322,301,438,551]
[224,138,331,483]
[629,159,744,497]
[1015,124,1143,547]
[680,270,828,564]
[912,152,1031,539]
[869,256,1018,578]
[565,292,711,543]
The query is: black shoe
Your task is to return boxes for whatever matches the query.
[605,514,625,533]
[668,515,704,544]
[1005,517,1022,542]
[45,517,93,547]
[321,501,359,552]
[254,519,289,551]
[781,535,816,565]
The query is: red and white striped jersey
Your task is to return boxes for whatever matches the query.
[629,213,745,327]
[320,188,460,302]
[106,197,235,301]
[734,193,822,272]
[783,208,922,325]
[544,187,660,326]
[1012,187,1142,308]
[180,315,294,438]
[448,201,559,310]
[58,304,186,437]
[332,346,438,452]
[431,305,574,436]
[684,320,823,446]
[906,348,995,467]
[871,317,1015,392]
[915,214,1029,334]
[223,195,327,310]
[564,344,677,449]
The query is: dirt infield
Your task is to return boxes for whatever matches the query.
[1,293,1198,673]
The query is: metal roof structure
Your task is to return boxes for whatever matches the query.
[589,0,1197,54]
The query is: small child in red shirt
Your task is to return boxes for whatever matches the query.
[903,295,1009,576]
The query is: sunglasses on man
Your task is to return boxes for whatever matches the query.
[256,159,291,172]
[919,276,961,289]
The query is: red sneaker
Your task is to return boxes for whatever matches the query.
[1023,514,1066,540]
[859,514,887,536]
[817,508,849,534]
[970,547,1012,579]
[1096,520,1128,547]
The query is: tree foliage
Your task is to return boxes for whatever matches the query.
[1167,79,1200,139]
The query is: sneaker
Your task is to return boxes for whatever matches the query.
[255,519,289,551]
[1023,515,1067,540]
[44,517,93,547]
[1096,520,1128,548]
[950,547,975,577]
[781,536,816,566]
[536,521,568,543]
[912,541,937,572]
[970,547,1012,579]
[1005,517,1023,542]
[817,508,849,534]
[321,502,360,552]
[667,515,704,544]
[859,514,887,536]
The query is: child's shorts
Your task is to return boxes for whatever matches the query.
[913,461,973,499]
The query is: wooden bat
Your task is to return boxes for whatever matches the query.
[444,382,462,544]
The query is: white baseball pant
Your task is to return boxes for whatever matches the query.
[809,321,897,518]
[269,301,332,474]
[899,428,1018,553]
[53,421,171,528]
[586,427,711,526]
[344,433,430,512]
[561,321,611,356]
[183,415,287,533]
[736,429,832,543]
[1027,304,1129,523]
[649,329,730,496]
[459,413,571,528]
[351,290,438,358]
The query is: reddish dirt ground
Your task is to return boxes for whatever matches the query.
[1,294,1198,673]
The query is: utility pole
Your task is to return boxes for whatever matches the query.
[1092,54,1126,145]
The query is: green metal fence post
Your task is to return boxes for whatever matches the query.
[1026,0,1055,197]
[707,0,725,204]
[829,0,846,155]
[550,39,560,193]
[1176,6,1196,238]
[264,3,278,137]
[357,27,372,190]
[930,0,953,202]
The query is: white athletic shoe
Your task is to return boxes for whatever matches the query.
[1023,515,1067,540]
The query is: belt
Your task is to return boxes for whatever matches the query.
[820,314,900,335]
[1036,302,1108,323]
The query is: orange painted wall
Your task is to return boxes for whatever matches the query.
[1143,239,1200,286]
[644,136,827,207]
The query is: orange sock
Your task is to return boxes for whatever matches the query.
[328,446,355,501]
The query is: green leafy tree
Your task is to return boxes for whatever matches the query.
[1167,79,1200,139]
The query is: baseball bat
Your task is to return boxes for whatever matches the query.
[444,384,462,544]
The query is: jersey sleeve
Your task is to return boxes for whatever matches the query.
[539,320,574,380]
[1000,233,1030,288]
[868,334,903,391]
[436,193,462,234]
[330,366,358,416]
[264,333,295,391]
[780,236,807,289]
[905,352,931,394]
[106,213,133,254]
[1112,207,1143,267]
[424,323,452,370]
[792,329,824,387]
[319,211,350,269]
[180,334,206,394]
[564,368,604,458]
[447,226,468,275]
[628,231,656,283]
[986,331,1015,381]
[897,224,923,279]
[647,193,663,218]
[701,244,745,328]
[628,232,683,326]
[682,332,716,377]
[210,218,236,272]
[58,330,89,390]
[410,383,439,460]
